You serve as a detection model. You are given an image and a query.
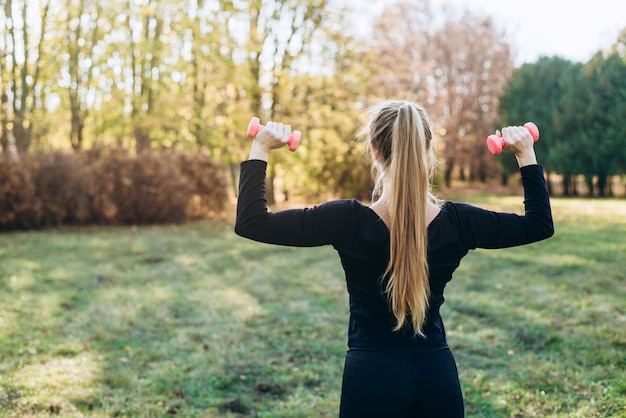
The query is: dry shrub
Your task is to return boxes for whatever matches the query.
[174,151,228,219]
[0,156,40,230]
[88,148,192,225]
[0,148,227,230]
[25,151,94,226]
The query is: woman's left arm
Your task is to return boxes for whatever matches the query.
[456,164,554,249]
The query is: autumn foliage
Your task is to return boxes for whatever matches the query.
[0,149,228,230]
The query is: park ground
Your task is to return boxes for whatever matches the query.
[0,193,625,417]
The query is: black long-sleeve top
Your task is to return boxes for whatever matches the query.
[235,160,554,357]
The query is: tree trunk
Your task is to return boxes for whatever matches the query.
[585,175,594,197]
[0,134,7,155]
[478,165,487,183]
[229,163,240,198]
[266,162,277,205]
[0,91,8,154]
[70,109,86,150]
[562,175,570,197]
[444,158,455,188]
[134,125,151,153]
[13,120,31,153]
[597,175,607,197]
[500,172,509,186]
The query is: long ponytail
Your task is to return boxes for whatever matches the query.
[360,100,437,336]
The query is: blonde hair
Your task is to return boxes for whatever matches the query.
[358,100,439,336]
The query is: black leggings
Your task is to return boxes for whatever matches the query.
[339,348,464,417]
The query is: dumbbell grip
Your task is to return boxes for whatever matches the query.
[247,117,300,152]
[487,122,539,155]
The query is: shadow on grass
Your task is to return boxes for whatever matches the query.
[2,196,624,417]
[1,221,347,416]
[1,223,236,415]
[445,237,625,417]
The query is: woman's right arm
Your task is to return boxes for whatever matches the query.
[234,121,355,248]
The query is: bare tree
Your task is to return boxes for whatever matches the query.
[370,1,514,186]
[370,0,433,101]
[427,12,513,185]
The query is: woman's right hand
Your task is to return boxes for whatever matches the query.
[248,121,292,161]
[500,126,538,167]
[255,121,292,151]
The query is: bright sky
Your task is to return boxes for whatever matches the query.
[349,0,626,65]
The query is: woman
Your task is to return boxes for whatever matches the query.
[235,100,554,417]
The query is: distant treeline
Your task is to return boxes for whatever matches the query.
[1,1,625,207]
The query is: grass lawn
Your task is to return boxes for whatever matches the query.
[0,195,624,417]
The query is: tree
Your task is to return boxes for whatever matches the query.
[285,25,375,200]
[0,0,51,154]
[369,0,432,101]
[579,52,626,196]
[551,61,586,196]
[55,0,105,150]
[427,12,512,186]
[174,0,246,194]
[501,52,626,197]
[369,2,514,187]
[498,56,576,190]
[243,0,329,203]
[125,0,166,151]
[182,0,236,150]
[612,26,626,179]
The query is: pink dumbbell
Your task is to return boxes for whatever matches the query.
[486,122,539,155]
[247,117,301,152]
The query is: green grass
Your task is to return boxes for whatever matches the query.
[0,196,624,417]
